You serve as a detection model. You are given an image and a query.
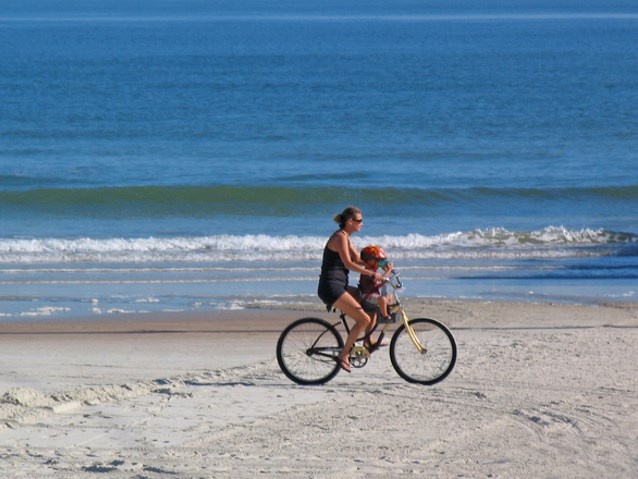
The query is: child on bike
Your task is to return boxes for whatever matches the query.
[358,245,395,323]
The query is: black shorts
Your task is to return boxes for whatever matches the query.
[317,279,347,308]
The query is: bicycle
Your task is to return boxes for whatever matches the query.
[276,271,457,385]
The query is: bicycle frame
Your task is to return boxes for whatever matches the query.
[336,272,426,354]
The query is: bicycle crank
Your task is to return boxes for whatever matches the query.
[349,345,370,368]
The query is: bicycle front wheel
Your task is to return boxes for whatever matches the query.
[390,318,457,385]
[276,317,344,385]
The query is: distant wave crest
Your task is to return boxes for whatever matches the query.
[1,184,636,218]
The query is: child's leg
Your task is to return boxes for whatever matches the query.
[378,296,389,318]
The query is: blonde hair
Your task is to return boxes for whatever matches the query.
[333,206,362,228]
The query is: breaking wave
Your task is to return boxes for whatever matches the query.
[0,226,635,264]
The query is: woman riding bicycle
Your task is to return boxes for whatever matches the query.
[317,206,391,373]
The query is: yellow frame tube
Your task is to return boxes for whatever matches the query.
[399,309,425,353]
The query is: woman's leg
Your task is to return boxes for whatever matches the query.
[332,291,371,371]
[365,311,378,337]
[351,286,377,338]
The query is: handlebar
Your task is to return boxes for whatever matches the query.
[383,270,402,289]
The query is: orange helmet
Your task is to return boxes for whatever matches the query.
[360,245,387,262]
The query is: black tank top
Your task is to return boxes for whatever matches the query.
[320,247,348,283]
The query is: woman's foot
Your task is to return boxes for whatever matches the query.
[337,354,351,373]
[363,336,388,351]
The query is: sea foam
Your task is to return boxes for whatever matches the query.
[0,227,634,264]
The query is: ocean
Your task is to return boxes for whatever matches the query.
[1,0,637,320]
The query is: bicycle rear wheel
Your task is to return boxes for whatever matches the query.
[276,317,344,385]
[390,318,456,385]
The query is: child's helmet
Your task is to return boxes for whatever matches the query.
[361,245,387,262]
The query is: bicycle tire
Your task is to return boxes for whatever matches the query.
[389,318,457,385]
[276,317,344,385]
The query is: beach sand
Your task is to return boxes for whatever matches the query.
[1,300,637,478]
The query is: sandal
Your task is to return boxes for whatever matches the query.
[336,355,351,373]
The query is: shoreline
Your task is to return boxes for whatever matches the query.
[1,298,636,334]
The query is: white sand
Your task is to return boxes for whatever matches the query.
[1,301,637,478]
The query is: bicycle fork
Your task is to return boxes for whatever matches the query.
[399,310,426,353]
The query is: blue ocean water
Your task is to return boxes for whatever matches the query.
[1,1,637,319]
